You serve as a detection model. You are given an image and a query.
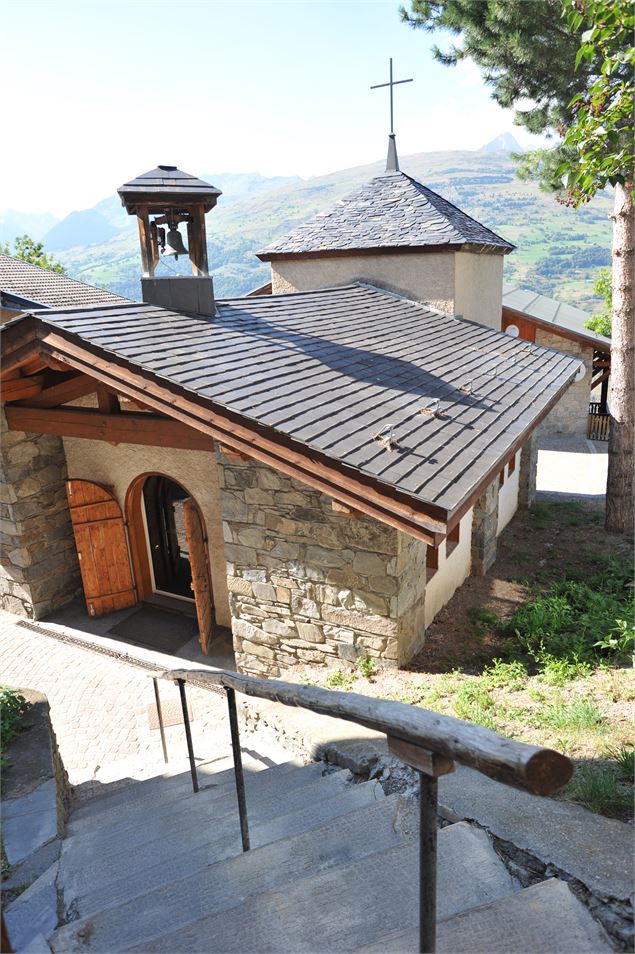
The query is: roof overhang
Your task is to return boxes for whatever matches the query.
[258,242,510,263]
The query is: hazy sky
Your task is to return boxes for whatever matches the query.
[3,0,543,218]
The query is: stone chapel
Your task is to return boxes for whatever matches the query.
[0,145,583,677]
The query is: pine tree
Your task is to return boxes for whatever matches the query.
[402,0,634,531]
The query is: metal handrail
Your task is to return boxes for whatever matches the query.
[152,667,572,954]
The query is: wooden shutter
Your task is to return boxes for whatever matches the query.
[183,498,215,654]
[66,479,137,617]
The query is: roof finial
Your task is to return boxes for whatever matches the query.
[371,57,413,172]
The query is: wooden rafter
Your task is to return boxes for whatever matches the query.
[0,375,44,402]
[20,373,97,409]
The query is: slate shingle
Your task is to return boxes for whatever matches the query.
[258,171,515,259]
[0,253,129,309]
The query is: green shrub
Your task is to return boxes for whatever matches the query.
[0,687,29,754]
[356,656,376,679]
[324,670,355,690]
[482,658,529,691]
[504,559,634,669]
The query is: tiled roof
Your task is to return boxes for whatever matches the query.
[10,284,579,517]
[258,171,514,260]
[0,253,128,309]
[503,284,611,348]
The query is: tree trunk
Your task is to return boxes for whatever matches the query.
[605,182,634,532]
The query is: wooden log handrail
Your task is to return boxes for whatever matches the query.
[158,668,572,796]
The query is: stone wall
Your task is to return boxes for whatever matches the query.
[1,410,80,618]
[471,478,499,576]
[217,450,427,676]
[518,434,538,509]
[536,330,592,438]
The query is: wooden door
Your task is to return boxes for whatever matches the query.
[66,479,137,617]
[183,498,215,654]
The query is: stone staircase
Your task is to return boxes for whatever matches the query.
[29,756,612,953]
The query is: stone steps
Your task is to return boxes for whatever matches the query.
[360,878,613,953]
[59,766,356,900]
[44,759,614,954]
[120,822,517,953]
[66,758,322,838]
[52,793,406,953]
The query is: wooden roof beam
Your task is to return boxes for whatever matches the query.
[4,406,215,452]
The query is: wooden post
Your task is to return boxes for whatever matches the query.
[137,207,158,277]
[187,205,209,276]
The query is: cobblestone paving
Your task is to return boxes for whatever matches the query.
[0,610,237,787]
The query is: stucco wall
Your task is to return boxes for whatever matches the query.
[62,439,231,626]
[270,251,455,313]
[424,510,473,628]
[497,463,520,535]
[536,331,591,438]
[454,252,504,330]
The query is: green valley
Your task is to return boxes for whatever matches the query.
[56,148,612,311]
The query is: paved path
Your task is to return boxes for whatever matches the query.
[0,611,288,792]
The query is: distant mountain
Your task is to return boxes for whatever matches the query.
[480,132,524,153]
[55,148,612,312]
[0,209,58,244]
[201,172,302,202]
[42,209,120,251]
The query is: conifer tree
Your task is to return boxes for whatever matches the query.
[402,0,633,531]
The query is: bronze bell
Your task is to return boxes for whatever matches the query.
[163,226,188,259]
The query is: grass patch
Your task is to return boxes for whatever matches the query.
[481,658,529,691]
[356,656,376,679]
[532,697,607,732]
[452,681,498,730]
[564,762,632,818]
[604,742,635,779]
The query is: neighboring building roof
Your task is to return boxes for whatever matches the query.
[247,281,273,297]
[6,283,579,520]
[257,170,515,260]
[0,252,129,309]
[503,284,610,350]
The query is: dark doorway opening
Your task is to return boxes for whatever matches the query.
[142,476,193,600]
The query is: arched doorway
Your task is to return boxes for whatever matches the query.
[126,473,216,653]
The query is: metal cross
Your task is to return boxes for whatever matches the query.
[370,58,413,135]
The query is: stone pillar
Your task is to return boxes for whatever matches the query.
[216,449,427,676]
[471,478,499,576]
[0,410,81,619]
[518,432,538,509]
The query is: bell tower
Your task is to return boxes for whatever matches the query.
[118,165,222,316]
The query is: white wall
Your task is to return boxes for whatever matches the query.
[62,438,231,626]
[454,252,504,330]
[271,251,456,313]
[424,509,474,628]
[497,464,520,535]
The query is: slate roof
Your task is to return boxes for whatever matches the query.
[9,284,579,518]
[118,165,221,202]
[503,284,611,350]
[0,253,128,309]
[258,171,515,260]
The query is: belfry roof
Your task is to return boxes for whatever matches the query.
[258,170,515,260]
